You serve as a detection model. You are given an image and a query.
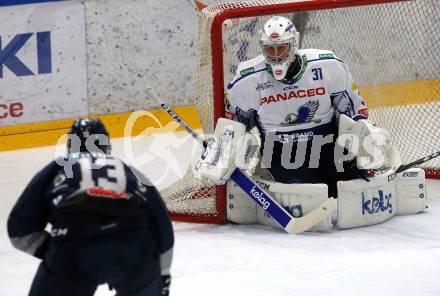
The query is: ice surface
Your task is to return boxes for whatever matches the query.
[1,135,439,296]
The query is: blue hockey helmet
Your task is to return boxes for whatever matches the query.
[67,118,111,155]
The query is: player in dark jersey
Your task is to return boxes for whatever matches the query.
[7,118,174,296]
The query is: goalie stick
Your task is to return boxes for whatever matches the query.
[394,150,440,174]
[145,87,336,234]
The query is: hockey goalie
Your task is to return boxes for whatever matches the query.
[194,16,427,232]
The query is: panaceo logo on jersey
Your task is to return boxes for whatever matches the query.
[260,87,326,105]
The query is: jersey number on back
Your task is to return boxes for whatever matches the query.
[78,158,127,192]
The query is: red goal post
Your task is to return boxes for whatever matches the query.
[165,0,440,224]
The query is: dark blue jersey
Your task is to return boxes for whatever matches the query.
[7,153,174,269]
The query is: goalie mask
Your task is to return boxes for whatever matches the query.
[260,16,299,80]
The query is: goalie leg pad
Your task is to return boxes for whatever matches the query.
[254,179,333,232]
[226,180,258,224]
[337,170,396,229]
[396,168,427,215]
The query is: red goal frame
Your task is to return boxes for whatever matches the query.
[171,0,437,225]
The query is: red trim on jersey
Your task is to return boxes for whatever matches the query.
[357,107,369,118]
[87,188,128,199]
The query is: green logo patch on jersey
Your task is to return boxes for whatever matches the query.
[319,53,334,59]
[137,180,147,193]
[240,67,255,77]
[53,174,66,187]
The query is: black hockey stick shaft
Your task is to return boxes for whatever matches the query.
[395,149,440,173]
[145,87,206,148]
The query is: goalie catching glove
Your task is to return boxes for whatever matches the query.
[337,114,401,170]
[193,118,261,184]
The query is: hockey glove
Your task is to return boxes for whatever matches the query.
[34,232,50,259]
[337,114,401,170]
[193,118,246,184]
[161,275,171,296]
[346,158,370,182]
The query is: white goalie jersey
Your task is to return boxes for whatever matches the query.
[225,49,369,135]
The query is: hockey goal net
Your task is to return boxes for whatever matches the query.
[162,0,440,223]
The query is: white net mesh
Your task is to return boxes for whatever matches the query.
[300,1,440,174]
[163,0,440,222]
[161,164,217,216]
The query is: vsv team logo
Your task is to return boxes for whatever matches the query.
[284,100,320,124]
[0,32,52,78]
